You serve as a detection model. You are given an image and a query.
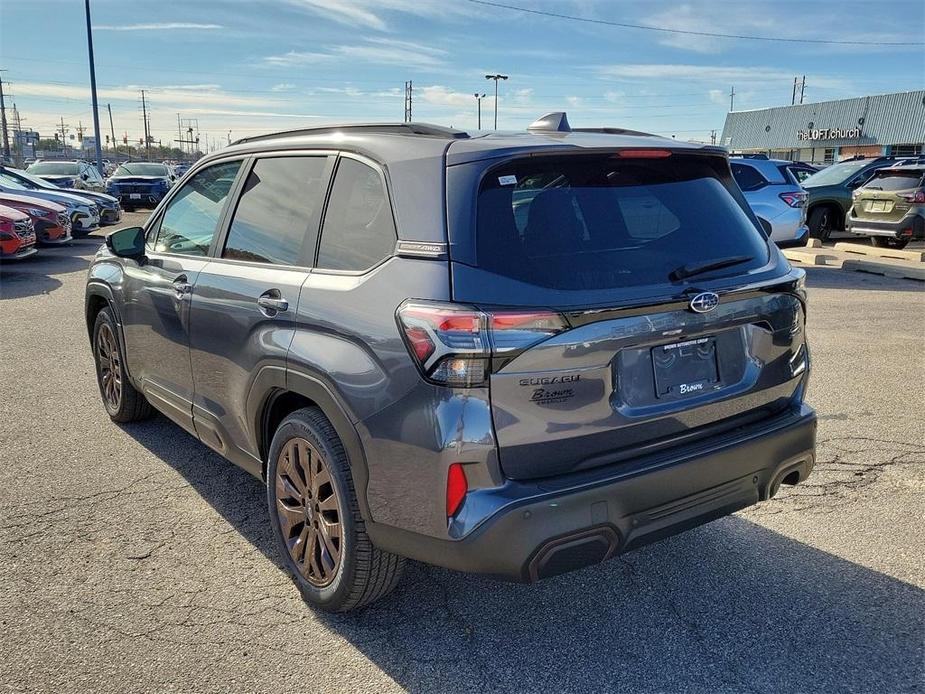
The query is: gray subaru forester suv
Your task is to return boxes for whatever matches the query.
[86,114,816,612]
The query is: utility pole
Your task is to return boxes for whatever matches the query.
[0,72,10,161]
[177,113,183,157]
[107,103,116,157]
[59,117,69,157]
[791,77,798,105]
[84,0,104,173]
[799,76,806,104]
[710,129,717,145]
[474,93,486,129]
[729,85,735,112]
[403,81,413,123]
[485,74,508,130]
[140,89,150,160]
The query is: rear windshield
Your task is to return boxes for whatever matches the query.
[802,159,873,187]
[27,162,79,176]
[475,153,769,290]
[114,163,169,177]
[862,170,924,191]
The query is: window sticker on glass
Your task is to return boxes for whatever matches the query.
[498,175,518,186]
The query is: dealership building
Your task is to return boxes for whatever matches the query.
[720,90,925,164]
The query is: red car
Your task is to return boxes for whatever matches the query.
[0,204,38,260]
[0,192,72,245]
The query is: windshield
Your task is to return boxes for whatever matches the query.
[0,168,55,190]
[27,162,80,176]
[475,153,769,291]
[0,172,30,190]
[802,159,874,187]
[862,170,924,192]
[114,163,169,177]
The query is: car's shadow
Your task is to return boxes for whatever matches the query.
[802,264,925,292]
[122,414,924,694]
[0,236,102,300]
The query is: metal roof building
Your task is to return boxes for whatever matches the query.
[720,90,925,163]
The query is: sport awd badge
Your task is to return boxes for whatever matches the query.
[689,292,719,313]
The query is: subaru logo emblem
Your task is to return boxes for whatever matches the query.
[689,292,719,313]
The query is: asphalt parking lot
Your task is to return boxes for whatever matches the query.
[1,213,923,694]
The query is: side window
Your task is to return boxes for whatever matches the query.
[316,158,396,272]
[223,156,329,266]
[730,163,767,192]
[154,160,242,256]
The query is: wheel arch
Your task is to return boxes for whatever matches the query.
[258,372,372,521]
[807,199,845,230]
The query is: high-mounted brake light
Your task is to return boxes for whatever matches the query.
[612,149,672,159]
[397,301,568,387]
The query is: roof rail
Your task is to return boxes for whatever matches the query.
[231,122,469,146]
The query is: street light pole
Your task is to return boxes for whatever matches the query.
[84,0,104,175]
[474,93,486,130]
[484,74,508,130]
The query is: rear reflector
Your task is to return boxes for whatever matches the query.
[446,463,468,517]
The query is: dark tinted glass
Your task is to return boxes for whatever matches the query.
[155,160,241,256]
[223,156,329,266]
[476,153,768,290]
[317,158,396,271]
[731,163,767,191]
[863,170,924,191]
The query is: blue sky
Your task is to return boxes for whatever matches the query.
[1,0,923,150]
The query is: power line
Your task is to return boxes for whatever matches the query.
[464,0,925,46]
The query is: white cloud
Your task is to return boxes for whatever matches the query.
[334,38,447,68]
[265,38,447,69]
[96,23,223,31]
[263,51,335,66]
[597,63,793,83]
[12,81,282,110]
[271,83,297,92]
[420,85,487,108]
[283,0,480,31]
[566,96,583,107]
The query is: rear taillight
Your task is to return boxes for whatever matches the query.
[900,190,925,203]
[397,301,567,387]
[779,191,806,208]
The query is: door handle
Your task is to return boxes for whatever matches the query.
[257,291,289,314]
[173,276,192,300]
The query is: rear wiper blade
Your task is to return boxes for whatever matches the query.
[669,255,754,282]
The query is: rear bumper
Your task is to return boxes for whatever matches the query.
[847,214,924,239]
[368,404,816,581]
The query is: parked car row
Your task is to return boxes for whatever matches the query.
[801,156,925,248]
[0,164,124,262]
[731,155,925,250]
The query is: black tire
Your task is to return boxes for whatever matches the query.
[92,308,153,422]
[267,407,404,612]
[808,206,838,241]
[870,236,909,250]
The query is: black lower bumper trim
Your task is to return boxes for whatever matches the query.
[367,404,817,582]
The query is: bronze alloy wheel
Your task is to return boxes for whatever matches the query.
[275,437,343,587]
[96,322,122,412]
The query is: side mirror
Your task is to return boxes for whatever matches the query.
[105,226,146,259]
[81,173,89,180]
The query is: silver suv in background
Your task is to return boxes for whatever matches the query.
[731,158,808,247]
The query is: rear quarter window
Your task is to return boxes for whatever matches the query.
[476,153,769,291]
